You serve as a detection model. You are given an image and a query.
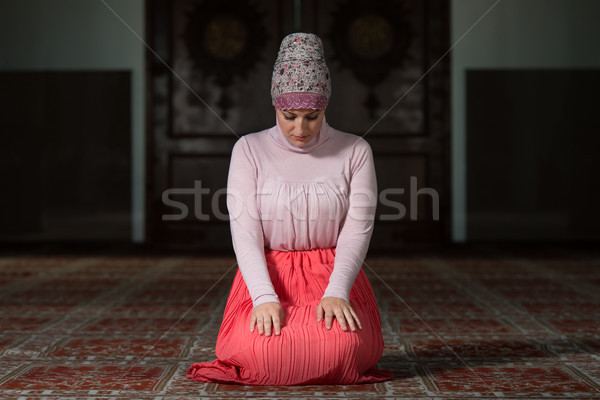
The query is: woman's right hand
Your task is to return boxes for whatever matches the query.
[250,302,284,336]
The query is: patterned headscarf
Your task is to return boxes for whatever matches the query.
[271,32,331,110]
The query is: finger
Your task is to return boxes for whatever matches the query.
[273,316,281,336]
[349,307,362,330]
[316,303,323,322]
[335,309,348,331]
[342,308,357,331]
[250,314,256,332]
[325,310,334,330]
[257,316,264,335]
[264,316,272,337]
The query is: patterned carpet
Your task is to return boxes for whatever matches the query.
[0,246,599,399]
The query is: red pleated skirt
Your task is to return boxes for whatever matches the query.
[187,248,394,385]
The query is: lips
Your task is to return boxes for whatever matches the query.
[294,136,308,141]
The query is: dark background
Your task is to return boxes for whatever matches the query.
[1,0,599,253]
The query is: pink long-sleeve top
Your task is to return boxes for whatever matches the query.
[227,114,377,308]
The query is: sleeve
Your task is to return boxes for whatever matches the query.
[321,137,377,302]
[227,137,280,308]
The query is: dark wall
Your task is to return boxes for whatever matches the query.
[0,71,131,242]
[467,70,600,241]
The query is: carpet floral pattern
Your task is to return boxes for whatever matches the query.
[0,247,599,399]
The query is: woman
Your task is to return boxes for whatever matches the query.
[187,32,393,385]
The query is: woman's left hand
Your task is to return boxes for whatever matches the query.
[317,297,362,332]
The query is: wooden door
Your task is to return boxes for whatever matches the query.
[145,0,450,251]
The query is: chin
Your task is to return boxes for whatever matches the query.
[289,136,315,147]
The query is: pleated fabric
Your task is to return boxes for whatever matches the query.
[187,248,394,385]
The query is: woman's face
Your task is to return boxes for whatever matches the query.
[275,108,325,147]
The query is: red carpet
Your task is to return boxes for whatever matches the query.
[0,246,599,399]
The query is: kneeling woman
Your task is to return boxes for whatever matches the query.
[187,32,393,386]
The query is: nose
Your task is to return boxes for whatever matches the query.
[295,118,307,134]
[294,118,304,135]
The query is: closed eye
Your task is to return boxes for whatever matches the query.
[283,115,319,121]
